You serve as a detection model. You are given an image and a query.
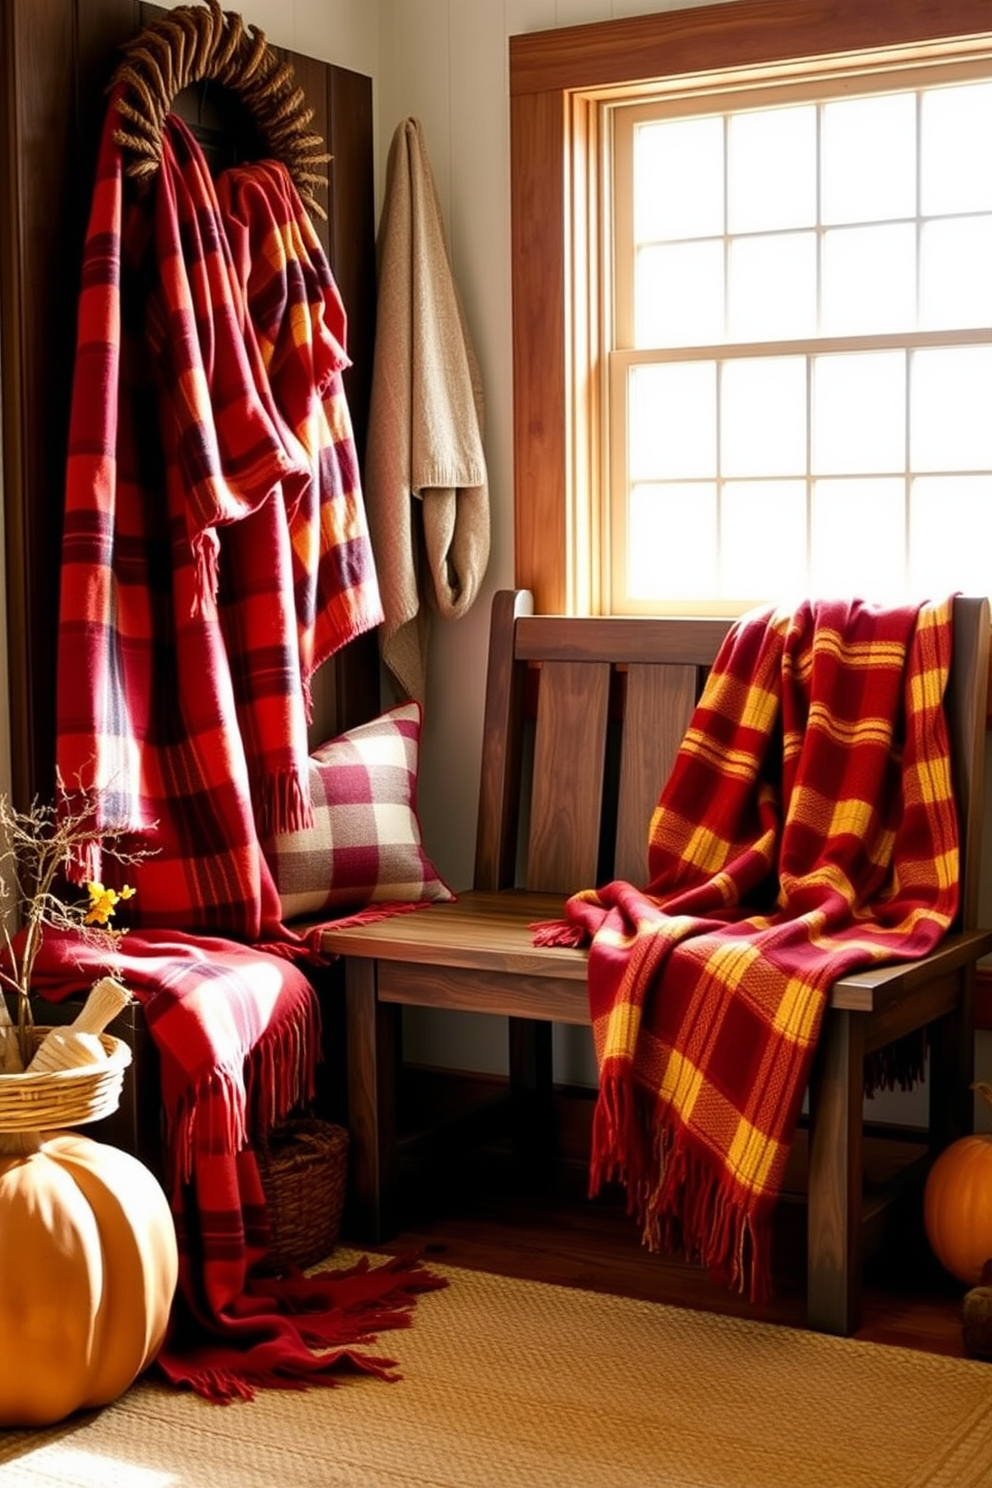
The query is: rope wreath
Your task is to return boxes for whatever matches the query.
[109,0,330,218]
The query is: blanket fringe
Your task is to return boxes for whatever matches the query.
[163,982,320,1195]
[591,1076,770,1305]
[247,988,319,1136]
[531,918,584,948]
[865,1029,927,1097]
[167,1065,249,1197]
[304,898,443,950]
[256,767,315,839]
[157,1253,449,1403]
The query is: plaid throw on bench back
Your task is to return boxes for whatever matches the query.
[563,597,959,1303]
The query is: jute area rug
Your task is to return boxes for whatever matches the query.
[2,1251,991,1488]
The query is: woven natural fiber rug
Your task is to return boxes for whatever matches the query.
[1,1251,990,1488]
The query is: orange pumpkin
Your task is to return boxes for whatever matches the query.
[923,1084,992,1287]
[0,1131,178,1427]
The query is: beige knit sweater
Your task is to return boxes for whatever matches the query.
[364,117,490,703]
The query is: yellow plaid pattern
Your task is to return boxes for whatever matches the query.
[573,597,958,1304]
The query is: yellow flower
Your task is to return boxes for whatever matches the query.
[84,882,121,926]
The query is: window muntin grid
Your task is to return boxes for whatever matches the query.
[608,71,992,614]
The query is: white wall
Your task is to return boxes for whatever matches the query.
[161,0,382,76]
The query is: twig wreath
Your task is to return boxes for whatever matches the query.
[108,0,331,218]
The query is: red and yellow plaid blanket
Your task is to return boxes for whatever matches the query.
[559,597,959,1303]
[217,158,383,715]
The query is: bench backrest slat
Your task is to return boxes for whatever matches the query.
[527,659,611,892]
[615,662,699,886]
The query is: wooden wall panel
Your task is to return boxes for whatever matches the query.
[0,0,139,809]
[509,87,567,616]
[327,63,376,467]
[0,0,378,806]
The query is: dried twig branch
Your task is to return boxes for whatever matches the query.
[0,776,153,1065]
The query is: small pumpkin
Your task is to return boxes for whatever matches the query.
[923,1082,992,1287]
[0,1130,178,1427]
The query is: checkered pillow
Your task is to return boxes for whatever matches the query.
[264,702,454,922]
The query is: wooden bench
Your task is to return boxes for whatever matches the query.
[317,588,992,1335]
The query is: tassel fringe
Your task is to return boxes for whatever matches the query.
[255,767,315,839]
[304,898,441,951]
[590,1076,771,1306]
[157,1253,449,1404]
[530,919,584,948]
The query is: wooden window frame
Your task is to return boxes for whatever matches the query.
[509,0,992,617]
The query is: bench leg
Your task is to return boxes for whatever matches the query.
[509,1016,557,1182]
[927,968,975,1149]
[345,958,400,1243]
[806,1007,864,1335]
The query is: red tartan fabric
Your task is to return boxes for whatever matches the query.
[25,928,446,1400]
[561,598,959,1303]
[217,159,383,714]
[57,99,382,937]
[47,96,417,1402]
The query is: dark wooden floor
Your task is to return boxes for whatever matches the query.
[346,1069,976,1362]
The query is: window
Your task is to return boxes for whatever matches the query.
[510,0,992,618]
[611,73,992,614]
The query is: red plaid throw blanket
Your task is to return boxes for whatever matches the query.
[25,928,445,1401]
[42,99,438,1403]
[57,99,382,937]
[543,597,959,1303]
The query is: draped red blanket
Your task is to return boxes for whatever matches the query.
[44,97,444,1403]
[546,598,959,1304]
[25,928,445,1402]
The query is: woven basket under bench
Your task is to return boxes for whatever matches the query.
[257,1117,349,1272]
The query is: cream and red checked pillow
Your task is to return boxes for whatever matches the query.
[265,702,454,922]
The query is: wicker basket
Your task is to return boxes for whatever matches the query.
[257,1117,349,1272]
[0,1029,131,1132]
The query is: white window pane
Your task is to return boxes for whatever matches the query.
[910,477,992,598]
[721,358,807,477]
[628,482,718,599]
[810,479,906,599]
[821,93,916,225]
[911,347,992,471]
[821,224,917,336]
[635,241,724,348]
[812,351,906,475]
[617,79,992,617]
[727,105,817,233]
[921,83,992,216]
[634,116,724,242]
[721,481,806,601]
[920,218,992,332]
[727,233,816,342]
[629,362,717,480]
